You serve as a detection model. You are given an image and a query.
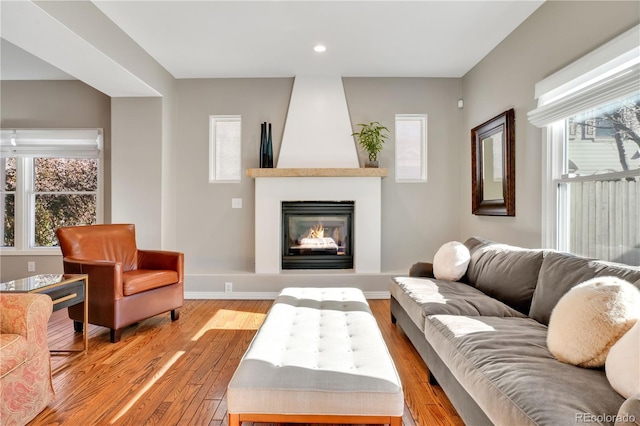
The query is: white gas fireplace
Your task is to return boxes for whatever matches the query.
[251,171,384,273]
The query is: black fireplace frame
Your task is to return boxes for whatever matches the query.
[281,201,354,270]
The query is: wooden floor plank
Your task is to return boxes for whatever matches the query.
[30,299,463,426]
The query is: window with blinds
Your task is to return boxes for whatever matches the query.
[209,115,242,183]
[529,25,640,265]
[0,129,103,251]
[395,114,427,182]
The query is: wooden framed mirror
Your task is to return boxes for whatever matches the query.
[471,109,515,216]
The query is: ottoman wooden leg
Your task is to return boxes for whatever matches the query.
[228,413,240,426]
[391,416,402,426]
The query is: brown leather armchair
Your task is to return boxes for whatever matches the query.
[56,224,184,343]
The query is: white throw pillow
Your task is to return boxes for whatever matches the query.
[547,276,640,368]
[433,241,471,281]
[606,320,640,398]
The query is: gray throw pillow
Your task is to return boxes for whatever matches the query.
[464,237,544,314]
[530,252,640,325]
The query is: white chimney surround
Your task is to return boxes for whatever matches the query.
[277,76,360,168]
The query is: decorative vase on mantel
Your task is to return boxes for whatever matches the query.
[266,123,273,168]
[260,122,273,168]
[364,160,379,168]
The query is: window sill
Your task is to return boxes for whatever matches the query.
[0,248,62,256]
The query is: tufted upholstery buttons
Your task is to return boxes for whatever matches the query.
[228,287,404,417]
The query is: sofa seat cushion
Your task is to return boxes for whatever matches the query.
[424,314,626,426]
[122,270,179,296]
[0,334,29,378]
[391,277,525,332]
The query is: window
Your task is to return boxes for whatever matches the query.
[529,25,640,265]
[209,115,241,182]
[1,157,16,247]
[556,95,639,265]
[395,114,427,182]
[0,129,103,252]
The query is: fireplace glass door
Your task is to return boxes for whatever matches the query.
[282,201,354,269]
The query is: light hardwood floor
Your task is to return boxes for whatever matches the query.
[32,299,464,426]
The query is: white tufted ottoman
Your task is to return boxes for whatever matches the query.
[227,287,403,426]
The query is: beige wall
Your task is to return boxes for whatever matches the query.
[175,77,462,293]
[0,80,111,281]
[111,97,164,249]
[174,78,293,275]
[460,0,640,249]
[343,78,463,271]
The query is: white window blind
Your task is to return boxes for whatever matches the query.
[528,25,639,128]
[0,129,102,157]
[209,115,241,182]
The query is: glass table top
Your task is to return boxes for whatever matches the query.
[0,274,87,292]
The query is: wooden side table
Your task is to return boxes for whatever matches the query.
[0,274,89,354]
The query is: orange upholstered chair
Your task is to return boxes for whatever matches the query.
[56,224,184,343]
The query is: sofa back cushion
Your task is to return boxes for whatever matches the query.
[463,237,545,314]
[529,251,640,325]
[56,224,139,272]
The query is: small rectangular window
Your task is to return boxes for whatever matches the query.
[209,115,241,182]
[395,114,427,182]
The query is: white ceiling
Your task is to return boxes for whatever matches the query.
[1,1,544,82]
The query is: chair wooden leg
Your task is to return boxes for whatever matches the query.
[73,320,83,332]
[110,328,122,343]
[171,309,180,321]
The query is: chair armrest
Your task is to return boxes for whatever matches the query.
[137,250,184,282]
[62,257,124,300]
[0,293,52,350]
[409,262,435,278]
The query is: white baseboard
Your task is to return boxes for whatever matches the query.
[185,291,279,300]
[184,290,390,300]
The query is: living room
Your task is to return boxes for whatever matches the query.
[1,1,639,425]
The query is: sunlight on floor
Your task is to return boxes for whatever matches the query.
[191,309,266,341]
[109,350,185,424]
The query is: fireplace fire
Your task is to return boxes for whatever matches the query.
[282,201,354,269]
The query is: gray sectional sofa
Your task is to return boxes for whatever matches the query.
[390,237,640,426]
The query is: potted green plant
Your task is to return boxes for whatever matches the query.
[351,121,389,168]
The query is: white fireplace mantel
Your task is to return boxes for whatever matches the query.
[247,168,388,178]
[250,169,386,274]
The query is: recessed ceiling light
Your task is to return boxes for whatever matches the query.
[314,45,326,53]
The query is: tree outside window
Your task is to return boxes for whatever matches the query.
[33,158,98,247]
[568,94,640,175]
[561,93,640,265]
